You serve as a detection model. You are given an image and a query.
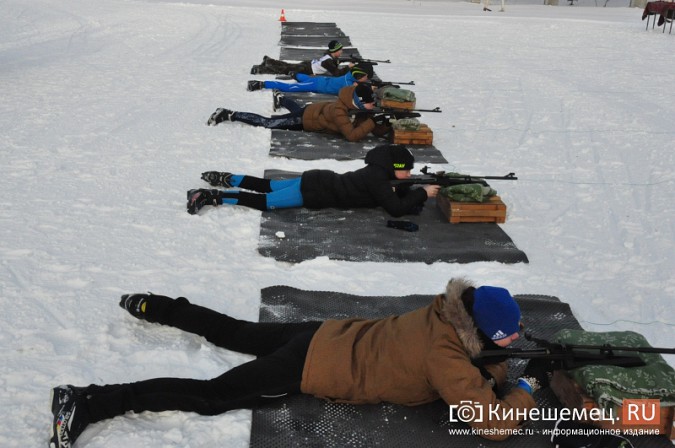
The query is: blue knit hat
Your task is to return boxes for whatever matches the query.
[472,286,521,341]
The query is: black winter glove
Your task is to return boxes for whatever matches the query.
[371,114,389,125]
[518,358,557,393]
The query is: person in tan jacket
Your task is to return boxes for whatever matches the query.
[49,278,553,447]
[206,84,388,143]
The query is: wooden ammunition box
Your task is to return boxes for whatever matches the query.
[379,98,416,110]
[391,124,433,145]
[436,194,507,224]
[551,371,675,438]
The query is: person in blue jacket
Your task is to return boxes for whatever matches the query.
[247,62,373,95]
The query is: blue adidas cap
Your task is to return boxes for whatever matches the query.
[473,286,521,341]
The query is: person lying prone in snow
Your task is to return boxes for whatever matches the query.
[249,40,354,76]
[49,278,555,447]
[186,144,440,217]
[246,61,373,95]
[206,84,389,143]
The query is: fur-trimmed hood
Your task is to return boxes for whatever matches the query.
[439,277,483,358]
[301,276,536,421]
[337,85,361,111]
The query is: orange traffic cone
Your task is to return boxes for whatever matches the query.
[279,9,287,22]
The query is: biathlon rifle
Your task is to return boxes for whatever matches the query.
[365,80,416,88]
[339,55,391,65]
[393,166,517,188]
[349,106,442,119]
[349,109,422,121]
[476,332,675,370]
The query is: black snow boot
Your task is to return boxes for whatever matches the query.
[49,385,91,448]
[119,293,151,320]
[186,189,221,214]
[273,90,285,111]
[119,293,178,323]
[206,108,233,126]
[247,80,265,91]
[201,171,234,188]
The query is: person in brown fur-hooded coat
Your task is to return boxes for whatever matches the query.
[205,84,389,142]
[49,278,555,447]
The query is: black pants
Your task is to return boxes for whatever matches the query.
[84,296,322,423]
[231,97,305,130]
[253,57,312,75]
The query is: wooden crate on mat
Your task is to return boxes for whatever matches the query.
[391,124,433,145]
[379,98,416,110]
[551,371,675,438]
[436,194,507,224]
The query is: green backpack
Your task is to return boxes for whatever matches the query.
[376,85,416,103]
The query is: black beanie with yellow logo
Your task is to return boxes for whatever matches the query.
[389,145,414,170]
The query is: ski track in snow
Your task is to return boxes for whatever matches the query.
[1,0,674,446]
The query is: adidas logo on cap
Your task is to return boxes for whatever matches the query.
[491,330,508,340]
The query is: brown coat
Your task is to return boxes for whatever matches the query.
[300,278,536,441]
[301,85,376,142]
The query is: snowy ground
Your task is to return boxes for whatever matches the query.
[1,0,673,446]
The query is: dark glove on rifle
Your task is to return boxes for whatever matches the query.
[371,114,388,125]
[518,358,557,394]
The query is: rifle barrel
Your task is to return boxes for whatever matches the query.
[480,348,552,359]
[479,348,646,368]
[412,107,442,113]
[369,107,442,113]
[437,174,517,182]
[371,81,415,86]
[480,173,518,180]
[343,55,391,64]
[391,173,517,188]
[565,343,675,355]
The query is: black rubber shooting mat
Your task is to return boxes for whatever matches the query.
[280,47,361,61]
[279,35,352,47]
[281,22,339,31]
[281,28,347,37]
[250,287,673,448]
[269,130,447,163]
[281,26,347,37]
[257,170,527,264]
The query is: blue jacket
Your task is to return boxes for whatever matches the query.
[263,72,357,95]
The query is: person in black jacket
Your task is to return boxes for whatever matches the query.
[186,145,440,217]
[250,40,354,76]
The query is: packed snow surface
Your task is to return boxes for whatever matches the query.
[1,0,673,446]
